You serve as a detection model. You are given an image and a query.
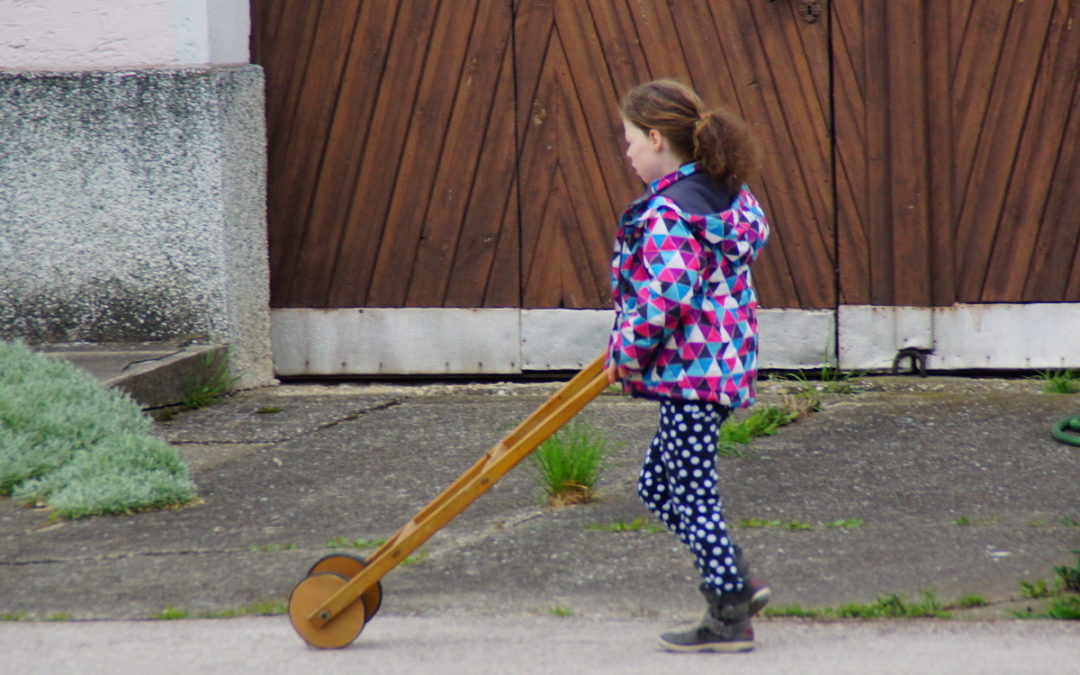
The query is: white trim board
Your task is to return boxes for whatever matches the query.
[839,303,1080,370]
[270,307,836,376]
[271,304,1080,375]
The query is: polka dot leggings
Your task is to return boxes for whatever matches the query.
[637,398,744,596]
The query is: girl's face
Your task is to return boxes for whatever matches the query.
[622,118,666,184]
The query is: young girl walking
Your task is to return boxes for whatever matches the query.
[605,79,771,653]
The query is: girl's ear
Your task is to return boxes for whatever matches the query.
[648,129,664,152]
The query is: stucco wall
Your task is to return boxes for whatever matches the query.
[0,65,272,387]
[0,0,249,69]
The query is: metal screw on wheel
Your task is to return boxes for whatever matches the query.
[307,554,383,620]
[288,572,368,649]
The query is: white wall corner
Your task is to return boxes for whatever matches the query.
[837,306,924,370]
[271,308,521,376]
[0,0,250,70]
[757,308,836,369]
[521,309,611,370]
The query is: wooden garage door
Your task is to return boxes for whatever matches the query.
[252,0,835,310]
[253,0,518,309]
[834,0,1080,305]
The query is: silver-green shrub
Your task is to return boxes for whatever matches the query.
[0,340,196,517]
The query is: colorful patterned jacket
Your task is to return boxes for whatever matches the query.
[607,163,770,408]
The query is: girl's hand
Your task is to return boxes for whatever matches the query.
[606,363,628,385]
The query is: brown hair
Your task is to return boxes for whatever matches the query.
[619,79,760,193]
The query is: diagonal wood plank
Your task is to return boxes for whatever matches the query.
[323,2,442,307]
[406,0,514,306]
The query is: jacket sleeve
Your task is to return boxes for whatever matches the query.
[609,202,702,371]
[716,189,770,265]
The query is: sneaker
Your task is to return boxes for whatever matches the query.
[659,589,755,653]
[747,576,772,617]
[733,545,771,616]
[658,613,754,653]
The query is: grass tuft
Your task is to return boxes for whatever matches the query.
[531,420,607,507]
[1055,550,1080,593]
[585,517,663,533]
[718,406,798,456]
[763,591,950,619]
[151,606,190,620]
[0,340,196,518]
[182,348,241,409]
[1040,369,1079,394]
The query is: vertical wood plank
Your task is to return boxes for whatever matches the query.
[885,0,931,306]
[862,0,892,305]
[924,0,956,306]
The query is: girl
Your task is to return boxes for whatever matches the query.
[606,79,771,653]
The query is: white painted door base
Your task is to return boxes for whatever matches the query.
[270,304,1080,376]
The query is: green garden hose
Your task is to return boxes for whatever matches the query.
[1052,414,1080,447]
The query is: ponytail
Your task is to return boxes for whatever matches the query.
[620,79,760,192]
[692,108,760,194]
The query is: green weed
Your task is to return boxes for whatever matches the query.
[762,605,821,618]
[1055,550,1080,593]
[738,517,783,529]
[182,348,241,409]
[400,551,428,567]
[782,367,864,395]
[531,420,608,507]
[954,516,971,526]
[1063,516,1080,527]
[198,599,287,618]
[825,518,864,529]
[152,606,190,620]
[830,592,949,619]
[1040,369,1079,394]
[549,606,574,617]
[0,611,27,621]
[718,406,798,456]
[585,517,663,533]
[1042,594,1080,620]
[737,517,813,530]
[764,592,950,619]
[948,595,988,609]
[1020,579,1055,599]
[45,612,72,621]
[255,406,282,414]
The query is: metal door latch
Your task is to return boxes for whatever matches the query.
[798,1,823,23]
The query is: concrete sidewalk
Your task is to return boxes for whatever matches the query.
[4,615,1079,674]
[2,359,1079,670]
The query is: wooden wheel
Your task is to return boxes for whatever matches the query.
[288,572,367,649]
[307,553,383,619]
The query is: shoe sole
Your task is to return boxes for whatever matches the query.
[657,637,754,653]
[749,585,772,617]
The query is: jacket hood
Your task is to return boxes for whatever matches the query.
[650,164,769,263]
